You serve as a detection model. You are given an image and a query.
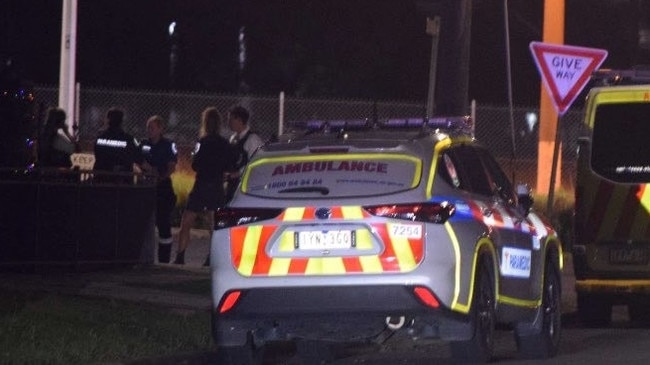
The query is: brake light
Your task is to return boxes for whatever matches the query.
[363,201,455,224]
[413,286,440,308]
[214,207,283,229]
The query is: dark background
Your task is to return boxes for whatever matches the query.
[2,0,649,106]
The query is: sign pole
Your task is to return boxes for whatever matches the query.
[547,115,561,216]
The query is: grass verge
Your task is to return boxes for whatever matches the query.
[122,279,212,297]
[0,289,212,365]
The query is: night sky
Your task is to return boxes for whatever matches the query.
[1,0,645,106]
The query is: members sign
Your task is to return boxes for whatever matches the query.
[529,42,607,115]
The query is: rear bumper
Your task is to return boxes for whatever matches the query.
[572,246,650,281]
[212,285,472,346]
[575,279,650,295]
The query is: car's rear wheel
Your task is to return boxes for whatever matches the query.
[515,259,562,358]
[577,293,612,327]
[450,256,495,363]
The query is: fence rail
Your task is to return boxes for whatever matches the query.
[0,168,157,270]
[34,86,586,192]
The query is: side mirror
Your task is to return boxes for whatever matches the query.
[516,183,534,216]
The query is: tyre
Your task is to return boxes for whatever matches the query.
[515,259,562,359]
[450,256,495,363]
[577,293,612,327]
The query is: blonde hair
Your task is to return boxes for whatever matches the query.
[200,107,221,138]
[147,115,164,128]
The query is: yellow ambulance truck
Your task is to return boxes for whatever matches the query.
[574,68,650,326]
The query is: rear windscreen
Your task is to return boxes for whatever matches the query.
[591,102,650,183]
[242,154,422,198]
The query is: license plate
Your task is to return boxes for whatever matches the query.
[609,247,649,265]
[296,230,353,250]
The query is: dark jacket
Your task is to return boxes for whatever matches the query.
[140,137,177,183]
[191,134,237,183]
[94,127,143,172]
[38,127,73,168]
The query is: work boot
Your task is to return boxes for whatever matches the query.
[203,254,210,267]
[173,250,185,265]
[158,243,172,263]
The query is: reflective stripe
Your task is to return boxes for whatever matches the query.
[446,222,463,312]
[96,138,127,148]
[158,236,173,244]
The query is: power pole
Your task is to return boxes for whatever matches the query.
[537,0,565,208]
[417,0,472,116]
[59,0,77,128]
[426,16,441,118]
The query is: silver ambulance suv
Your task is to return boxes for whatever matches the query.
[210,117,563,364]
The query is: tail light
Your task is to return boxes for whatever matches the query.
[363,201,455,224]
[214,207,283,229]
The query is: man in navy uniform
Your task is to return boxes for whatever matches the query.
[93,108,143,180]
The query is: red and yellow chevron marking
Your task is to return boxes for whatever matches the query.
[578,173,650,244]
[230,206,425,276]
[465,200,542,237]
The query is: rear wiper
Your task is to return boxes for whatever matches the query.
[278,186,330,195]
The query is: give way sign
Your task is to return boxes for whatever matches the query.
[529,41,608,115]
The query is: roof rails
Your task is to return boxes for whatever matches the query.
[591,66,650,86]
[286,116,473,136]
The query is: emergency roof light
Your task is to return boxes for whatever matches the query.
[286,116,473,136]
[591,66,650,86]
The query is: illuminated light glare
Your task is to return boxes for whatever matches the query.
[525,112,537,133]
[168,21,176,36]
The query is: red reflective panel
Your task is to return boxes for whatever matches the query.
[219,291,241,313]
[413,287,439,308]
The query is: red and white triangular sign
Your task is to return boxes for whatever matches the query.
[529,42,608,115]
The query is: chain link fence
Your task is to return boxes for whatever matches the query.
[34,86,586,193]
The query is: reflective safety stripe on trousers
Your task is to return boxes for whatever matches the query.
[230,206,425,276]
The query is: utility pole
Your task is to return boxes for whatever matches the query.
[537,0,565,208]
[59,0,77,129]
[416,0,472,116]
[426,16,441,118]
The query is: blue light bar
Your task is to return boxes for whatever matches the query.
[386,116,473,132]
[287,116,473,134]
[290,119,369,131]
[592,67,650,86]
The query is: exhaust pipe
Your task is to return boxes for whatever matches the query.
[385,316,406,330]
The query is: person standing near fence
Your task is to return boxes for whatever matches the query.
[140,115,178,264]
[224,105,264,203]
[173,107,237,266]
[38,107,77,168]
[93,107,143,178]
